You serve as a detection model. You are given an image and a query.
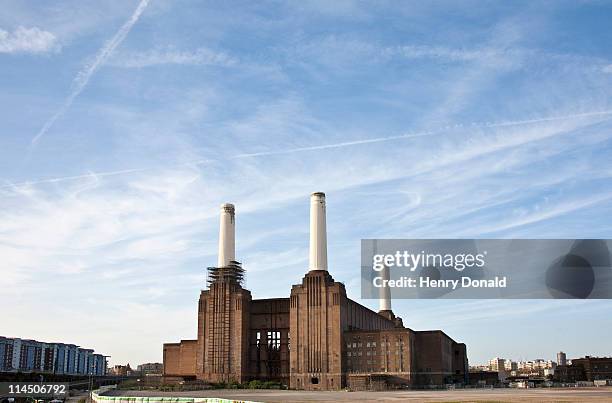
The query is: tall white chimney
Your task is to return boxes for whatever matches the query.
[309,192,328,271]
[379,265,392,312]
[217,203,235,268]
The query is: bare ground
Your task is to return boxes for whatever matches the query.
[106,387,612,402]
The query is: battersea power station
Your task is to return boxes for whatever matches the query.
[163,192,468,390]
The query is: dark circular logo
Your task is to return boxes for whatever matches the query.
[546,254,595,298]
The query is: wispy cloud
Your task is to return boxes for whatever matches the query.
[382,45,508,63]
[233,110,612,158]
[0,167,151,190]
[107,47,237,68]
[5,109,610,190]
[30,0,150,145]
[0,26,59,54]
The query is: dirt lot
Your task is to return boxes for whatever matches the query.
[107,387,612,402]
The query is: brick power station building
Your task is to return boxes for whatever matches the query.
[163,192,468,390]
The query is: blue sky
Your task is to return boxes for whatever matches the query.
[1,0,612,367]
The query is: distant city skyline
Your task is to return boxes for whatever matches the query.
[475,355,569,368]
[1,1,612,366]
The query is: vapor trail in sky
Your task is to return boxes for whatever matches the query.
[9,109,612,190]
[30,0,150,146]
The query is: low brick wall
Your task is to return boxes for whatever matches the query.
[92,391,260,403]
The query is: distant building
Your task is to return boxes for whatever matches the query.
[109,363,133,376]
[488,357,506,372]
[557,351,567,366]
[536,359,556,370]
[504,360,518,371]
[517,359,555,373]
[554,364,585,383]
[137,362,163,376]
[0,336,107,375]
[571,357,612,381]
[468,369,499,386]
[487,358,507,381]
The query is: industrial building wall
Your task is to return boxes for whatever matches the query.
[343,299,396,332]
[196,290,208,377]
[343,328,468,388]
[200,282,251,383]
[414,331,456,385]
[289,270,402,391]
[163,343,180,376]
[247,298,290,383]
[343,327,416,388]
[289,270,345,391]
[179,340,197,376]
[163,340,197,377]
[452,343,468,384]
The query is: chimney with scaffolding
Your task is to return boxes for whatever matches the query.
[207,203,245,287]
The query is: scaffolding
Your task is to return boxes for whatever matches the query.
[206,260,245,287]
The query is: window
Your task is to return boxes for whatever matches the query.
[256,331,261,347]
[311,377,319,384]
[267,331,281,350]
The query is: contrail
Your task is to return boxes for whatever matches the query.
[232,109,612,159]
[31,0,150,146]
[7,109,612,190]
[231,131,438,159]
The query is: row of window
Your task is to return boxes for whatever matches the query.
[349,350,406,356]
[346,339,406,349]
[255,331,283,350]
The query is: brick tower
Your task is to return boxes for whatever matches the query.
[196,203,251,383]
[290,192,346,390]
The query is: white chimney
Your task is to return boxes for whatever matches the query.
[379,265,392,312]
[217,203,235,268]
[309,192,328,271]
